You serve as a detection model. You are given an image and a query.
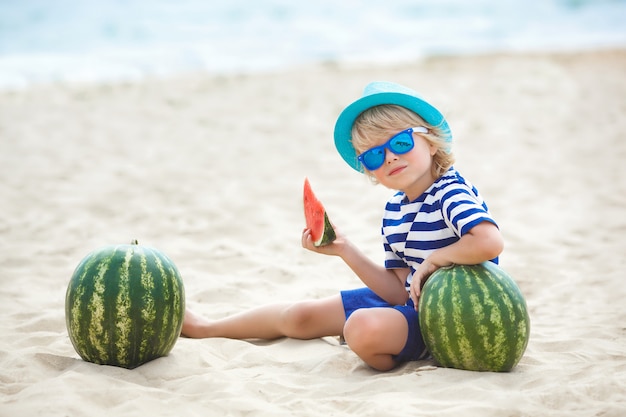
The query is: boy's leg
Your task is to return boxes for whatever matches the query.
[181,294,346,340]
[342,307,409,371]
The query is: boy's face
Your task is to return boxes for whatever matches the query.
[368,130,437,200]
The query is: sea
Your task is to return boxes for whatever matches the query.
[1,0,625,89]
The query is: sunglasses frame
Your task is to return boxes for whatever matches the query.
[357,126,428,171]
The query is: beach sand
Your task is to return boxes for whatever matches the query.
[1,49,625,416]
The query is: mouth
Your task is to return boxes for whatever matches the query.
[388,165,406,176]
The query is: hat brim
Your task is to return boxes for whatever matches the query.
[333,91,451,172]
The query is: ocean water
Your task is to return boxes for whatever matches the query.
[1,0,625,89]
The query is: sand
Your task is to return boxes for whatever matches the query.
[1,49,625,417]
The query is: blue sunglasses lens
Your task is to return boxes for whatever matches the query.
[361,148,385,170]
[359,131,415,170]
[389,135,414,154]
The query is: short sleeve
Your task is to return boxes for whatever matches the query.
[440,186,497,237]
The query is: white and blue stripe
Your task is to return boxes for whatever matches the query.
[382,167,498,286]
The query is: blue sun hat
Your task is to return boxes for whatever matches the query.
[333,81,452,172]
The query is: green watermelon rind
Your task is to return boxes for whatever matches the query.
[65,243,185,369]
[314,211,336,247]
[418,262,530,372]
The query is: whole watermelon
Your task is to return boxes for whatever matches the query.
[418,262,530,372]
[65,241,185,369]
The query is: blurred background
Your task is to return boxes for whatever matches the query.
[1,0,625,89]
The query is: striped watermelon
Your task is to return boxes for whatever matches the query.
[418,262,530,372]
[65,241,185,369]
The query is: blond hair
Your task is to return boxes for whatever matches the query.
[351,105,455,180]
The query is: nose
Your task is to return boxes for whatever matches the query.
[384,147,399,164]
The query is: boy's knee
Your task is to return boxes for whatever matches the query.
[343,310,399,371]
[280,302,316,336]
[343,310,384,351]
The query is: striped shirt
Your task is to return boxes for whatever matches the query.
[382,167,498,286]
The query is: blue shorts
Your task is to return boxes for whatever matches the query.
[340,287,428,363]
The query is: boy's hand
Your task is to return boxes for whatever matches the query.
[301,226,345,256]
[409,259,439,310]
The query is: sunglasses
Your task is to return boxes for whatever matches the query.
[357,126,428,171]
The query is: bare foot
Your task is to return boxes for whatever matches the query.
[180,309,212,338]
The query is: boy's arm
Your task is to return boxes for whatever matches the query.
[302,227,410,306]
[409,221,504,307]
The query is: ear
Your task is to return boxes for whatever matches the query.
[429,142,438,157]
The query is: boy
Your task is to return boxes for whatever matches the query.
[182,81,503,371]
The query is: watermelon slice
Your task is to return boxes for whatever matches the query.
[303,178,336,247]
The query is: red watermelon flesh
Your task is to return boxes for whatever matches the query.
[303,178,336,247]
